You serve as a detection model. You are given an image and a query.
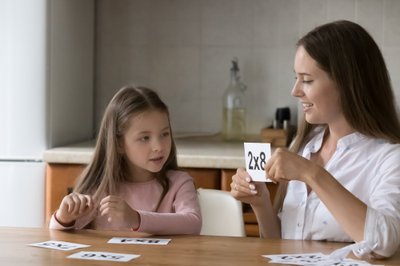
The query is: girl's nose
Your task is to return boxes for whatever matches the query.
[152,139,162,151]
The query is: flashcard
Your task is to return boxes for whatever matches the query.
[108,237,171,245]
[263,253,325,265]
[263,253,380,266]
[28,240,90,251]
[67,251,140,262]
[244,142,271,182]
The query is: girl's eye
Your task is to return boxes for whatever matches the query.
[162,131,170,137]
[139,136,150,142]
[302,80,313,84]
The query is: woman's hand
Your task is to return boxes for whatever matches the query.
[99,195,140,230]
[265,148,321,184]
[230,167,270,208]
[56,192,95,225]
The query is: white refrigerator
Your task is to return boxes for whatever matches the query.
[0,0,94,227]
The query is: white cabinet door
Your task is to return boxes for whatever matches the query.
[0,162,45,227]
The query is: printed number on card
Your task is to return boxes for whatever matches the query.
[244,142,271,182]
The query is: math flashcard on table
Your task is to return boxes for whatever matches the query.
[28,240,90,251]
[108,237,171,245]
[262,253,383,266]
[68,251,140,262]
[244,142,271,182]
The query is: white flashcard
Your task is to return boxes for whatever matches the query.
[244,142,271,182]
[67,251,140,262]
[108,237,171,245]
[263,253,325,265]
[28,240,90,251]
[262,253,380,266]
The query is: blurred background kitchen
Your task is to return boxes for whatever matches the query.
[96,0,400,134]
[1,0,400,228]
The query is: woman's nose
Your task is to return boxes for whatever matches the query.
[291,80,304,98]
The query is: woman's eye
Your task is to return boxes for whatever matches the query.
[302,80,313,84]
[162,131,170,137]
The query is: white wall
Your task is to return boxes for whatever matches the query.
[95,0,400,134]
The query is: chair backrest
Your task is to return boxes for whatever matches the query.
[197,188,246,237]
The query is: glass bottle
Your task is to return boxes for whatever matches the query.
[222,57,247,141]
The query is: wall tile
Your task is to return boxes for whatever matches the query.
[253,0,300,48]
[299,0,328,36]
[355,0,384,47]
[383,0,400,47]
[149,46,201,131]
[148,0,201,46]
[95,44,151,127]
[327,0,355,21]
[96,0,150,46]
[201,0,254,46]
[95,0,400,133]
[383,48,400,110]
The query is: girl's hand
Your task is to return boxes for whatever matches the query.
[99,195,140,230]
[230,167,270,208]
[265,148,321,184]
[56,192,95,225]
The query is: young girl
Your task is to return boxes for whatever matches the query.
[49,86,202,235]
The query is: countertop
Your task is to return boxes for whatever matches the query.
[43,133,262,169]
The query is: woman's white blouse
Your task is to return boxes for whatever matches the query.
[280,128,400,257]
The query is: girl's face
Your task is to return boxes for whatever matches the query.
[291,46,344,126]
[120,110,172,182]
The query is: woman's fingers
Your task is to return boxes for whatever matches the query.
[231,170,257,196]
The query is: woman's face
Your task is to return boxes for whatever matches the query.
[292,46,344,126]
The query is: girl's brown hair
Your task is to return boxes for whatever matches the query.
[273,20,400,212]
[74,86,178,210]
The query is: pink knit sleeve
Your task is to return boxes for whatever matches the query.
[136,172,202,235]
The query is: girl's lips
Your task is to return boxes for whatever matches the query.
[149,156,163,162]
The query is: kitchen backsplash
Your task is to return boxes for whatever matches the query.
[95,0,400,134]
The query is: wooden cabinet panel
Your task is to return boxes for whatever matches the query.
[45,164,85,225]
[221,169,235,191]
[182,168,220,189]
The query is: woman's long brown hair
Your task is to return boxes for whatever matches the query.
[74,86,178,211]
[273,20,400,213]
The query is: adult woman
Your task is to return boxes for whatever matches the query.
[231,20,400,258]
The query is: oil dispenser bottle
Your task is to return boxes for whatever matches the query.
[222,57,247,141]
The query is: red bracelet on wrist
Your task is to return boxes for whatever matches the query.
[54,211,75,227]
